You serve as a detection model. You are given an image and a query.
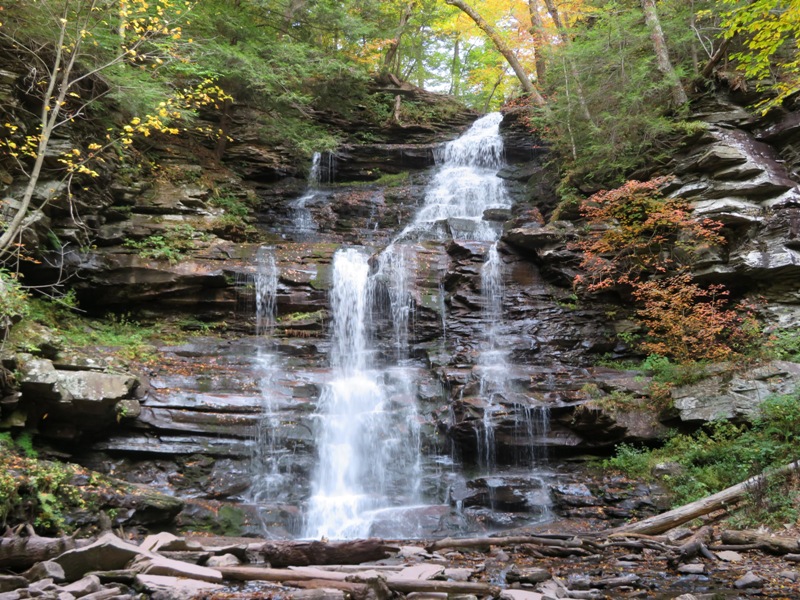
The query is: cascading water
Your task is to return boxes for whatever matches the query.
[291,152,329,239]
[300,112,548,538]
[400,112,509,242]
[477,242,506,469]
[304,249,421,539]
[250,247,284,502]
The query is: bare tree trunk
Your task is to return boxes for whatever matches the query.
[383,2,415,75]
[527,0,547,83]
[449,35,461,95]
[641,0,689,106]
[445,0,546,106]
[541,0,596,127]
[482,67,508,112]
[612,460,800,535]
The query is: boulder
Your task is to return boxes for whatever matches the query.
[24,560,66,583]
[53,533,149,581]
[63,575,102,597]
[672,361,800,423]
[133,574,224,600]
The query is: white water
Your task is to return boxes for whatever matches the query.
[400,112,510,242]
[304,249,422,538]
[303,113,547,538]
[250,247,283,502]
[477,242,507,469]
[291,152,331,238]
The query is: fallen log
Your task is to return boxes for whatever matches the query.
[721,530,800,555]
[425,535,586,553]
[610,460,800,535]
[257,539,397,567]
[668,526,712,567]
[217,565,497,596]
[0,534,85,569]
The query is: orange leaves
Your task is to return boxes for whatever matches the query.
[572,178,758,364]
[573,177,724,293]
[633,275,760,364]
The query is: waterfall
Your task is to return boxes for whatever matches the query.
[250,247,283,502]
[255,247,279,338]
[297,113,549,538]
[304,249,420,539]
[401,112,510,242]
[477,242,506,469]
[291,152,325,239]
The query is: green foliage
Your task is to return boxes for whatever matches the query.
[0,436,85,533]
[124,224,205,263]
[14,299,161,362]
[605,391,800,525]
[767,328,800,362]
[0,270,30,327]
[720,0,800,112]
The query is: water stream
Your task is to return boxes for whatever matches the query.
[263,113,550,538]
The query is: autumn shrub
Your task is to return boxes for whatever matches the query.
[634,275,761,363]
[573,178,724,293]
[573,179,759,365]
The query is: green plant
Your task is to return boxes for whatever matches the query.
[0,270,30,326]
[124,224,204,263]
[604,389,800,525]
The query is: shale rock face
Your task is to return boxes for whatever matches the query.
[4,70,800,537]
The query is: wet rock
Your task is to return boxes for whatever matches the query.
[779,570,800,582]
[734,571,764,589]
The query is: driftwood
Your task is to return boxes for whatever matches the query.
[721,530,800,555]
[218,565,497,595]
[426,535,593,553]
[0,534,83,569]
[612,460,800,535]
[668,526,713,567]
[258,539,397,568]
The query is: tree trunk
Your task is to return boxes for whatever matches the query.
[0,534,83,569]
[641,0,689,106]
[445,0,546,105]
[383,3,415,75]
[256,539,397,568]
[613,460,800,535]
[721,530,800,555]
[449,35,461,95]
[541,0,596,127]
[527,0,547,83]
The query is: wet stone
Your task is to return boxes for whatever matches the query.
[734,571,764,589]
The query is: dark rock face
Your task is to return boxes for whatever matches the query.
[5,78,800,538]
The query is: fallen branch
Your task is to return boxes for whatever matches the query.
[668,526,712,568]
[217,566,496,596]
[721,530,800,555]
[0,533,85,569]
[426,535,588,553]
[611,460,800,535]
[257,539,397,567]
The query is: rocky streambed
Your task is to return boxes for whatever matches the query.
[3,524,800,600]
